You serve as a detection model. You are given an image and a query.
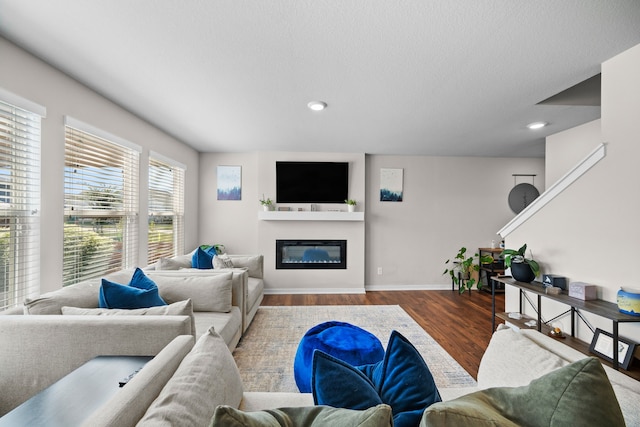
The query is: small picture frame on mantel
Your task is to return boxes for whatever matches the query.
[589,328,637,370]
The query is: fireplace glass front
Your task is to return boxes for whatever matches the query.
[276,240,346,269]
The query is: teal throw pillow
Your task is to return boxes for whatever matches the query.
[192,245,217,269]
[312,330,441,427]
[421,357,625,427]
[99,267,167,309]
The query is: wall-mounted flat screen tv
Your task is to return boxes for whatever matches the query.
[276,161,349,203]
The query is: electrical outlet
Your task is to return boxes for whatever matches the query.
[377,267,383,275]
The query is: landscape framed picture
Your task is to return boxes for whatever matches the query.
[380,168,403,202]
[217,165,242,200]
[589,328,637,370]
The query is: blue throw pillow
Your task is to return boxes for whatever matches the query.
[99,268,167,309]
[312,330,441,427]
[191,245,217,269]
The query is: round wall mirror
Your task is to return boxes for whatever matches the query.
[508,183,539,214]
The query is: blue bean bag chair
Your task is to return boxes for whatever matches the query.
[294,321,385,393]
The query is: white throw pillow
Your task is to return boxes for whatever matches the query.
[213,253,234,269]
[148,272,233,313]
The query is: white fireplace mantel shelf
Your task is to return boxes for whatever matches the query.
[258,211,364,221]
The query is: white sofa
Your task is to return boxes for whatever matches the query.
[146,252,265,332]
[236,326,640,426]
[1,267,244,349]
[2,314,638,426]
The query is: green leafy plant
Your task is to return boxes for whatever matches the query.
[344,199,357,206]
[501,243,540,277]
[443,247,494,294]
[259,197,273,206]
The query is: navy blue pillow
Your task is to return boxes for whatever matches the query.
[99,268,167,309]
[312,330,441,427]
[191,246,216,269]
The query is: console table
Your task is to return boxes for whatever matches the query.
[490,276,640,373]
[0,355,153,427]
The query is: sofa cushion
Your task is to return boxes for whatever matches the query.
[312,330,441,427]
[210,404,393,427]
[24,279,101,314]
[148,272,233,313]
[421,357,625,427]
[192,246,216,269]
[478,327,569,389]
[99,268,167,309]
[137,327,244,427]
[61,299,195,336]
[229,255,263,278]
[193,309,241,344]
[213,253,235,269]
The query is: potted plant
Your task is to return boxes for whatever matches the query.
[443,247,494,294]
[501,243,540,283]
[259,196,273,211]
[345,199,357,212]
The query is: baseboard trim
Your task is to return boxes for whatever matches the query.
[365,284,450,291]
[264,287,366,295]
[264,284,452,294]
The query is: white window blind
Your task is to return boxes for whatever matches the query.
[63,121,139,287]
[0,99,42,310]
[148,154,185,264]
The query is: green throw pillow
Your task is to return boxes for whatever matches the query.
[210,404,392,427]
[421,357,625,427]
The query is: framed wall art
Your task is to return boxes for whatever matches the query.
[589,328,637,370]
[217,165,242,200]
[380,168,403,202]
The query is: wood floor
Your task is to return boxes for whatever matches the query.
[262,289,505,379]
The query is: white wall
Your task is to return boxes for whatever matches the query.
[366,155,544,289]
[505,43,640,344]
[0,37,200,293]
[199,151,366,293]
[545,119,602,186]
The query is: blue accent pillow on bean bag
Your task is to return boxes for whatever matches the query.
[294,321,385,393]
[99,267,167,309]
[312,330,441,427]
[191,245,217,269]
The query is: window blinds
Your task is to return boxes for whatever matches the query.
[148,155,185,264]
[0,99,41,310]
[63,122,139,286]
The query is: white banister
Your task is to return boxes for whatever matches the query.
[498,142,607,237]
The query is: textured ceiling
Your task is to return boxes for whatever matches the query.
[1,1,640,157]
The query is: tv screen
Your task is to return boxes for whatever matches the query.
[276,161,349,203]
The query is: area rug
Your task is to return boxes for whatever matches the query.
[233,305,476,392]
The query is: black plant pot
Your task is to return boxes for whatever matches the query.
[511,262,535,283]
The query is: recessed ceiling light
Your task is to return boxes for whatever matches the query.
[527,121,548,130]
[307,101,327,111]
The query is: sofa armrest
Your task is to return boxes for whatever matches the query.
[0,315,191,416]
[82,335,195,427]
[228,255,264,279]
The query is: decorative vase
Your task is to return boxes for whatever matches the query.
[617,287,640,316]
[510,262,535,283]
[348,204,355,212]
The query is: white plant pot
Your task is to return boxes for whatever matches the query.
[263,205,269,211]
[347,205,355,212]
